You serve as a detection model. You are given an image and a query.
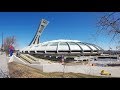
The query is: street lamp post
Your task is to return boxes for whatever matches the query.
[1,32,3,51]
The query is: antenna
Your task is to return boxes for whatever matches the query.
[29,19,49,46]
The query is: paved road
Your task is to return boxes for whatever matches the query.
[0,52,10,78]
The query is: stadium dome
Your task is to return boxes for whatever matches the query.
[21,39,103,56]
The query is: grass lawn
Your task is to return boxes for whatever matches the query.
[8,62,104,78]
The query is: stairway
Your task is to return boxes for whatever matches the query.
[19,54,40,64]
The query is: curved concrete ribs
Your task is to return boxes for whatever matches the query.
[29,19,49,46]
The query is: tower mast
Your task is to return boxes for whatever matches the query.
[29,19,49,46]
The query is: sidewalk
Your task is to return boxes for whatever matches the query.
[0,52,10,78]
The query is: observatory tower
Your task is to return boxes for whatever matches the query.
[29,19,49,46]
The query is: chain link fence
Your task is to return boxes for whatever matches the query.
[0,68,10,78]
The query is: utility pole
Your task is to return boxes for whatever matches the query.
[1,32,3,51]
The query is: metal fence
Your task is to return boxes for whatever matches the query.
[0,68,10,78]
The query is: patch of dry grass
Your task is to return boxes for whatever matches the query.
[8,62,102,78]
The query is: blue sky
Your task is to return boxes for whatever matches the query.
[0,12,117,50]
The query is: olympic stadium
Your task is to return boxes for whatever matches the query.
[21,19,104,58]
[21,39,103,56]
[15,19,120,76]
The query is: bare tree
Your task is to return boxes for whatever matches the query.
[96,12,120,49]
[97,12,120,41]
[3,36,16,56]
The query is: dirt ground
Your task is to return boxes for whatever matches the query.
[8,62,103,78]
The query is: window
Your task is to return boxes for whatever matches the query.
[59,42,68,46]
[49,42,58,46]
[42,43,48,46]
[68,42,76,45]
